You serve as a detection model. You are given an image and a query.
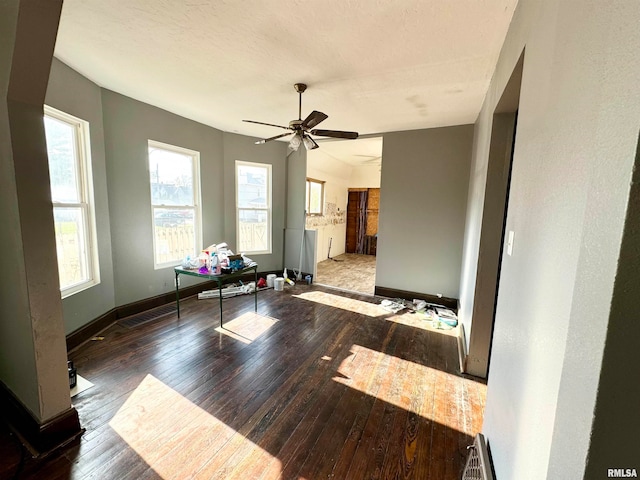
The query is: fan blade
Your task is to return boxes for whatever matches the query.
[310,129,359,140]
[255,132,293,144]
[243,119,292,130]
[302,110,328,130]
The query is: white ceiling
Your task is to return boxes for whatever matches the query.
[54,0,517,159]
[315,137,384,166]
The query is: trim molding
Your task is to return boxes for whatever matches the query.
[457,323,467,374]
[66,269,286,352]
[374,285,458,310]
[66,308,117,352]
[0,381,84,457]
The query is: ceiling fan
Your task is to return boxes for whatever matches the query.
[243,83,358,151]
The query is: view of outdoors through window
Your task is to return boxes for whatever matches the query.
[306,178,324,215]
[149,142,199,267]
[44,110,97,294]
[236,162,271,254]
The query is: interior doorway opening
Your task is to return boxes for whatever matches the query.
[306,137,383,295]
[465,51,524,378]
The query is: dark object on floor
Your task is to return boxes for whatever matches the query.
[68,361,77,389]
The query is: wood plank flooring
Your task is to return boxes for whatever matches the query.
[0,284,485,480]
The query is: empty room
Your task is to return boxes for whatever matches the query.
[1,1,640,480]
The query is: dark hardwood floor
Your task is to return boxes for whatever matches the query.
[0,284,485,480]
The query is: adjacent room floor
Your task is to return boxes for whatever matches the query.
[314,253,377,295]
[0,284,485,480]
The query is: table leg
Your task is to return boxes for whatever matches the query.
[175,271,181,318]
[254,267,258,313]
[218,279,223,328]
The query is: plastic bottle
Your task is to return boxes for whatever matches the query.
[211,253,219,274]
[283,268,295,286]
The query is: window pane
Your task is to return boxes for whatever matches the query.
[238,209,268,252]
[53,207,88,289]
[153,208,196,265]
[149,147,194,206]
[309,181,323,214]
[237,165,267,208]
[44,116,80,203]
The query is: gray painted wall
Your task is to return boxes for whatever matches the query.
[101,90,225,306]
[0,0,40,418]
[376,126,473,299]
[284,148,311,272]
[45,58,116,334]
[0,0,72,422]
[459,0,640,478]
[584,134,640,475]
[222,132,287,271]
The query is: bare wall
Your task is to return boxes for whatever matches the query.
[1,0,72,422]
[101,90,225,306]
[377,126,473,299]
[460,0,640,478]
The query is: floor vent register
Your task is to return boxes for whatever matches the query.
[462,434,494,480]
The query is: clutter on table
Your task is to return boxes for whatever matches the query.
[180,242,256,275]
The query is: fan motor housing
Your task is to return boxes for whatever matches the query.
[289,119,304,130]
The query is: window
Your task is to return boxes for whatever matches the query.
[148,140,201,268]
[236,161,272,254]
[44,106,100,297]
[306,178,324,215]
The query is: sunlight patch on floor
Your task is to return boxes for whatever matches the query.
[214,312,279,344]
[109,374,280,479]
[332,344,468,430]
[384,311,460,337]
[292,291,388,317]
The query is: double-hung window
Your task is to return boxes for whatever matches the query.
[44,106,100,297]
[236,161,272,254]
[306,178,324,215]
[148,140,201,268]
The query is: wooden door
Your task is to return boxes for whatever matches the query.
[345,191,360,253]
[365,188,380,236]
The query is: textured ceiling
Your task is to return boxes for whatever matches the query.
[54,0,517,155]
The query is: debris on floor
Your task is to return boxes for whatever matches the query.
[434,307,458,327]
[379,296,459,329]
[380,299,407,313]
[198,282,255,299]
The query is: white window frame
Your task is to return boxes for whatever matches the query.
[148,140,202,269]
[44,105,100,298]
[236,160,272,255]
[306,177,325,216]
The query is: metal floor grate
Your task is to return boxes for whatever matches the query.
[462,434,494,480]
[118,303,177,329]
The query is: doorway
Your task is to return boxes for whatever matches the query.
[465,52,524,378]
[306,137,383,295]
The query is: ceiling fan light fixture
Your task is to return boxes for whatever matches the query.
[289,133,302,151]
[302,134,319,150]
